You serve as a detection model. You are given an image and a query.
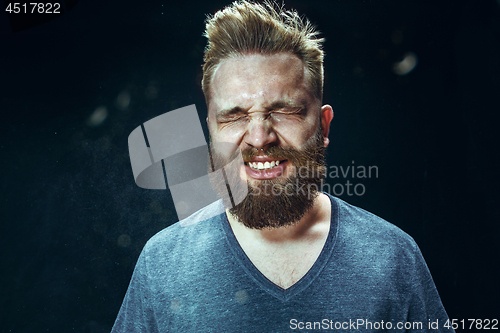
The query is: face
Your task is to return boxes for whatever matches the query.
[207,53,333,229]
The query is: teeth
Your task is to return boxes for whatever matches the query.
[247,160,282,170]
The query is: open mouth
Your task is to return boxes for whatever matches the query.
[244,160,286,171]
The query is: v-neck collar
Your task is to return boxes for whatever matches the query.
[220,193,340,302]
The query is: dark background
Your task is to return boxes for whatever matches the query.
[1,0,499,332]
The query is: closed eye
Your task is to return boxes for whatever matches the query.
[218,114,248,123]
[216,106,248,124]
[270,108,305,120]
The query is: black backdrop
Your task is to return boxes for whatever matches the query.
[1,0,499,332]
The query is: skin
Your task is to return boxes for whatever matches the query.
[207,52,334,289]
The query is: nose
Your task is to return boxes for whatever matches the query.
[244,113,277,150]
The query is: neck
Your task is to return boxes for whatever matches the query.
[226,193,331,244]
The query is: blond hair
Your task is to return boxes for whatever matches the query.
[202,0,325,106]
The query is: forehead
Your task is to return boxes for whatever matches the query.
[209,53,314,112]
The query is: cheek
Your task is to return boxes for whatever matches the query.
[211,127,246,146]
[275,126,314,147]
[274,115,320,144]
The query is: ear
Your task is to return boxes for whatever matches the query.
[320,105,334,147]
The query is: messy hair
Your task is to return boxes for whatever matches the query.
[202,0,325,106]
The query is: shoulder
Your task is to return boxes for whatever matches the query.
[328,195,419,265]
[331,195,416,245]
[141,200,227,266]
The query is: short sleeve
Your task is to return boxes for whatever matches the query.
[111,248,159,333]
[406,244,455,332]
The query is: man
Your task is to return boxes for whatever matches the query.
[112,1,453,332]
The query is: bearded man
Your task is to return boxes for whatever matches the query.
[112,1,453,332]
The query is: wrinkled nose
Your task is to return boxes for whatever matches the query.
[244,115,277,150]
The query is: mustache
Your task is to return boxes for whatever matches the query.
[241,130,325,165]
[242,145,301,162]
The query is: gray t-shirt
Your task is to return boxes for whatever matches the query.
[111,194,453,332]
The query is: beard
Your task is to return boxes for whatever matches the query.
[210,128,326,230]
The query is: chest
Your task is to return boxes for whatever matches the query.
[241,240,325,289]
